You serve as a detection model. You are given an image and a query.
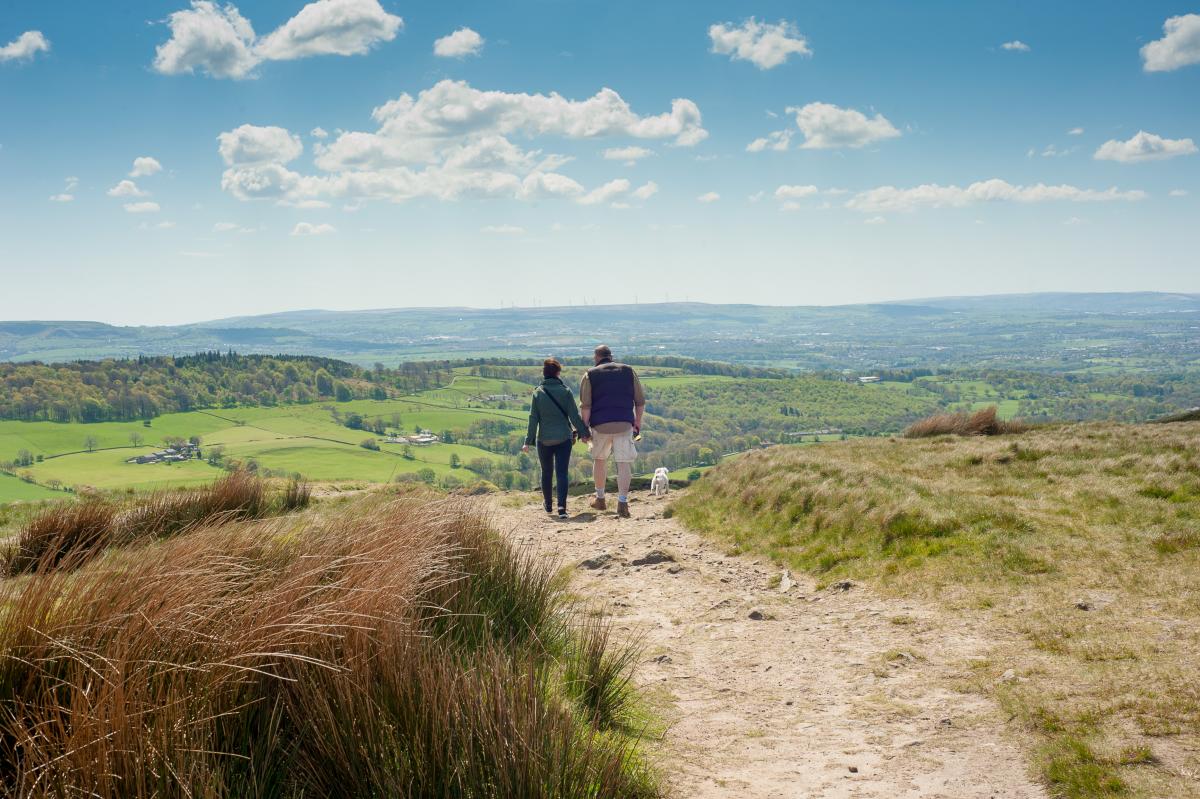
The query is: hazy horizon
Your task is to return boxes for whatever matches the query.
[0,288,1196,329]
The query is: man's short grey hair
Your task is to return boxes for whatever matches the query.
[594,344,612,359]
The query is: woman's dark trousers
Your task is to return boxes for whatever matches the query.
[537,440,572,511]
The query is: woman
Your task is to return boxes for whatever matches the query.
[523,358,590,518]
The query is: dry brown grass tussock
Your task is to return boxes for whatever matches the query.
[0,493,657,797]
[902,405,1031,438]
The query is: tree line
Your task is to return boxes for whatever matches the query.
[0,353,455,423]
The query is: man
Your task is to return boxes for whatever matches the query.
[580,344,645,518]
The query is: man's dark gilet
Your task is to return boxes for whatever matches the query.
[587,362,636,426]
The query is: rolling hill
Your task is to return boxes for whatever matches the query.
[2,292,1198,371]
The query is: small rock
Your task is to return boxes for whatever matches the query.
[830,580,854,592]
[748,608,776,621]
[785,700,793,706]
[579,553,618,570]
[651,654,673,664]
[631,550,676,566]
[939,718,952,727]
[779,569,795,593]
[998,668,1018,683]
[667,564,683,574]
[1074,601,1093,611]
[848,766,859,773]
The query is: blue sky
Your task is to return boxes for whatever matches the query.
[1,1,1197,325]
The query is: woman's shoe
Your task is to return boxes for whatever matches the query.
[544,505,554,515]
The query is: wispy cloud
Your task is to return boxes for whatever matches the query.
[846,178,1146,213]
[290,221,336,236]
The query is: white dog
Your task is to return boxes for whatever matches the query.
[650,467,671,497]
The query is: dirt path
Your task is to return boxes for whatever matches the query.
[492,490,1046,799]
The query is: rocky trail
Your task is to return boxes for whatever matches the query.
[492,490,1046,799]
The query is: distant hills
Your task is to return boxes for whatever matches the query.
[2,292,1198,371]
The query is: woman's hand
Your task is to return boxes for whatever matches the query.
[521,444,530,453]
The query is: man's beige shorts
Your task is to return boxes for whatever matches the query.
[588,429,638,462]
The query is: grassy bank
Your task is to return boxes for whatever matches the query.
[0,491,659,797]
[672,421,1200,797]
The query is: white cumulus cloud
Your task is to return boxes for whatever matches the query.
[1169,189,1189,197]
[709,18,810,69]
[311,127,329,139]
[124,201,161,213]
[697,191,720,203]
[130,156,163,177]
[1141,14,1200,72]
[154,0,402,79]
[480,224,524,235]
[107,180,148,198]
[1000,40,1030,52]
[1068,127,1084,136]
[845,178,1147,213]
[0,31,50,62]
[434,27,484,58]
[291,222,336,236]
[218,124,304,165]
[217,80,705,208]
[256,0,402,61]
[1093,131,1197,163]
[789,102,900,149]
[154,1,258,78]
[49,194,74,203]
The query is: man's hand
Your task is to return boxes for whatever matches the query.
[521,444,530,453]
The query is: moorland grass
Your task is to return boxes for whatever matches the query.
[0,493,659,798]
[902,405,1031,438]
[2,471,301,575]
[672,421,1200,797]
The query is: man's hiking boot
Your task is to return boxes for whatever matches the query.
[558,509,569,520]
[617,500,631,518]
[589,496,607,511]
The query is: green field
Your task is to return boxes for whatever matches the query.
[640,375,734,389]
[28,449,222,492]
[1,391,527,497]
[0,473,65,503]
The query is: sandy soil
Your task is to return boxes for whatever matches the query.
[491,490,1047,799]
